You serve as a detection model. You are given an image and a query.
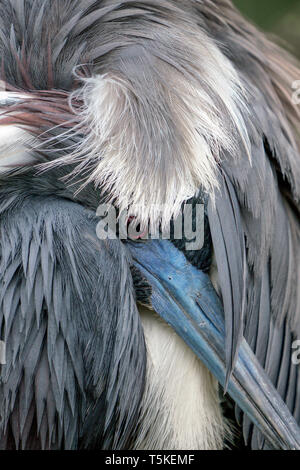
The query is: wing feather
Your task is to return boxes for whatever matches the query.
[0,195,146,449]
[209,138,300,448]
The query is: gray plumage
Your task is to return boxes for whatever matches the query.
[0,0,299,449]
[0,188,146,449]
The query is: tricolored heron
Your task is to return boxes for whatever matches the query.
[0,0,299,450]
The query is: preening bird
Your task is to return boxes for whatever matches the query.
[0,0,300,450]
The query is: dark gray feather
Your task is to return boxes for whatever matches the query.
[0,194,146,449]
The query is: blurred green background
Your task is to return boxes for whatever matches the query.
[234,0,300,58]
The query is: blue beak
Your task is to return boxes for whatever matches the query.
[128,239,300,450]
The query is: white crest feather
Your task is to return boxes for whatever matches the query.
[0,125,37,172]
[47,25,251,227]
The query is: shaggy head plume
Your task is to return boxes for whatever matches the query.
[61,31,250,228]
[0,0,298,227]
[0,0,251,228]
